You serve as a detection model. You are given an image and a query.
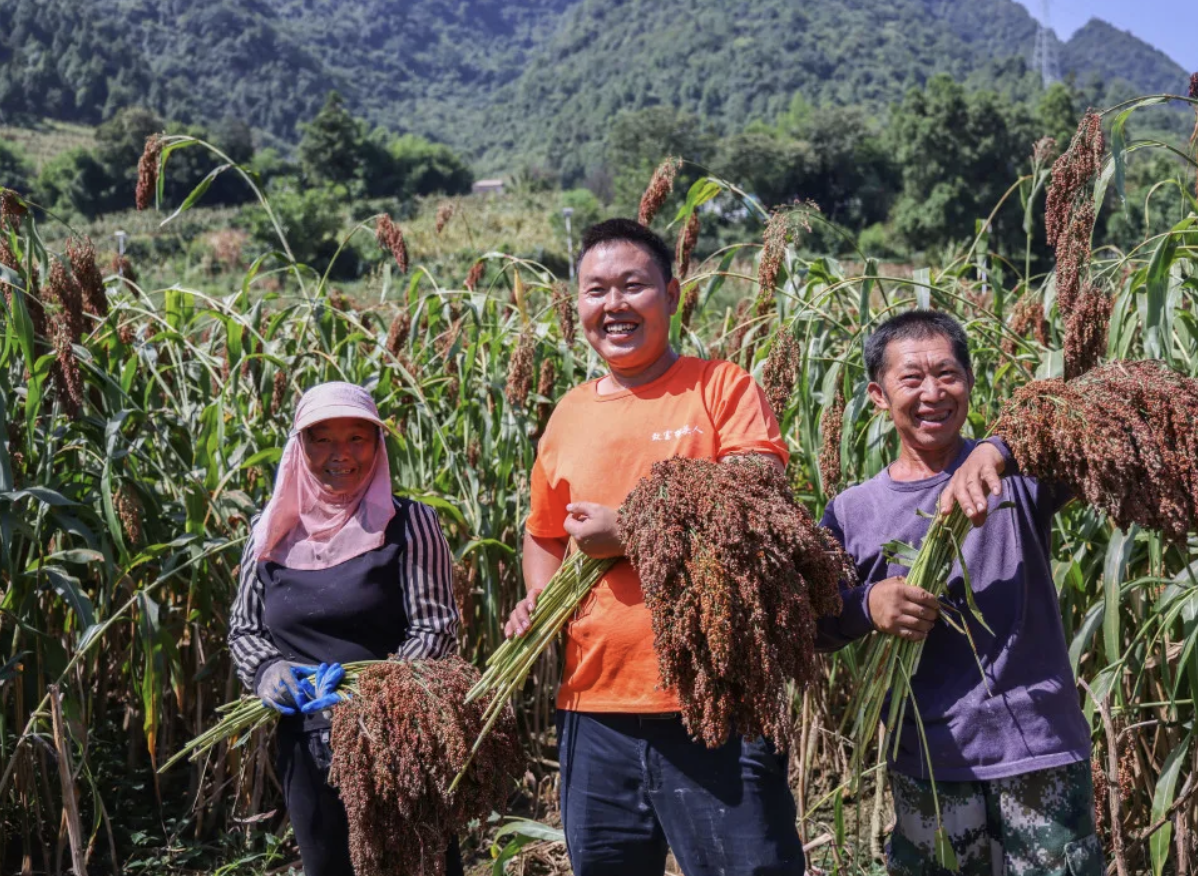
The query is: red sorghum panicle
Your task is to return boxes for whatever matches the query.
[375,215,409,273]
[452,560,473,625]
[552,281,575,344]
[385,309,411,359]
[1045,113,1104,313]
[1063,282,1112,379]
[49,315,84,417]
[114,483,144,545]
[756,211,789,314]
[637,157,681,226]
[1004,295,1050,355]
[112,254,138,284]
[1092,757,1110,837]
[536,356,555,400]
[505,330,535,407]
[618,457,849,747]
[993,360,1198,542]
[536,356,556,423]
[1189,72,1198,100]
[435,202,455,234]
[1046,113,1104,246]
[328,658,521,876]
[136,134,162,211]
[0,236,17,272]
[1117,742,1136,803]
[0,237,20,316]
[679,283,699,330]
[464,260,485,292]
[45,258,85,344]
[0,189,26,231]
[819,380,846,499]
[676,210,700,279]
[1053,200,1095,315]
[270,370,287,418]
[761,328,800,417]
[67,237,108,318]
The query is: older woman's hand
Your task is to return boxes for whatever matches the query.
[256,660,320,714]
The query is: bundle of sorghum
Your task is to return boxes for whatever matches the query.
[329,658,521,876]
[617,457,848,747]
[992,360,1198,541]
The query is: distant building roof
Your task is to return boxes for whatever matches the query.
[472,179,505,194]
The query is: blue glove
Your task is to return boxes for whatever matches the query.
[256,660,320,715]
[300,662,350,714]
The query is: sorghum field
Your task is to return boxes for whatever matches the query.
[2,89,1198,876]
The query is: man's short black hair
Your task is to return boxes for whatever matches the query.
[864,310,972,383]
[579,218,674,285]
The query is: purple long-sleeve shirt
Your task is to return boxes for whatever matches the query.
[817,438,1092,781]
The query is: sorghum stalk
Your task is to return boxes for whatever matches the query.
[161,660,376,771]
[847,505,977,872]
[453,551,614,790]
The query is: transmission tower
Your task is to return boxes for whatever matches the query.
[1031,0,1061,88]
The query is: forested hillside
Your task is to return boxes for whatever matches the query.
[0,0,1190,175]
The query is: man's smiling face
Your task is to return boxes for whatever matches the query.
[868,334,974,456]
[577,240,679,375]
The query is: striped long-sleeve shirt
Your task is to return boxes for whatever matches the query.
[228,496,459,691]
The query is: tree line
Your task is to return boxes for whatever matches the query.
[2,77,1189,270]
[0,93,473,222]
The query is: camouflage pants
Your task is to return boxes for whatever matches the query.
[887,760,1104,876]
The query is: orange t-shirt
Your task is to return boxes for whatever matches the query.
[526,356,790,713]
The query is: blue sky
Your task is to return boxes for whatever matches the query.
[1014,0,1197,71]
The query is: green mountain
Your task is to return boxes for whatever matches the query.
[0,0,1190,177]
[1058,19,1189,100]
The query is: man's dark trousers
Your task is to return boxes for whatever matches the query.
[557,710,806,876]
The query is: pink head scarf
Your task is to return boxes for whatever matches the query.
[252,382,396,570]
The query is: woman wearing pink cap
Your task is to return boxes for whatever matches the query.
[228,381,461,875]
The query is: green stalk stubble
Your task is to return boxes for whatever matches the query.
[452,550,615,790]
[848,506,976,871]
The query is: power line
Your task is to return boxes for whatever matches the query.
[1031,0,1061,89]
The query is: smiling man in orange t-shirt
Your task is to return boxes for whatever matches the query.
[505,219,805,876]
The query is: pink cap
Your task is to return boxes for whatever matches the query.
[291,381,385,434]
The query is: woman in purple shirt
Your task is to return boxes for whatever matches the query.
[818,311,1103,876]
